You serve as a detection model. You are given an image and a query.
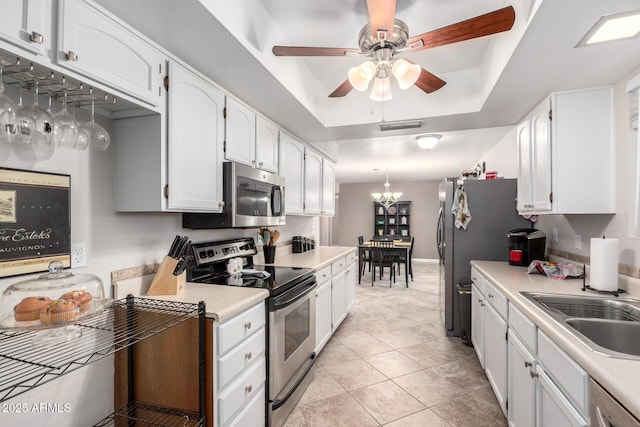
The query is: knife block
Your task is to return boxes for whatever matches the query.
[147,256,185,296]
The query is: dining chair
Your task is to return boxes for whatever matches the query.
[369,240,397,287]
[396,236,414,285]
[358,235,371,278]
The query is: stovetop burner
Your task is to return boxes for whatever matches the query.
[193,265,313,294]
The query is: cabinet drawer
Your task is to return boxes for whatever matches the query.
[484,280,507,320]
[218,357,266,427]
[218,327,265,390]
[317,265,332,285]
[345,250,357,266]
[471,267,484,294]
[218,303,265,356]
[538,330,589,416]
[228,383,266,427]
[331,257,347,276]
[509,303,537,353]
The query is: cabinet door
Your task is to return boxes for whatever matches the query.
[315,280,332,354]
[484,303,508,416]
[536,369,588,427]
[508,330,537,427]
[530,100,552,212]
[279,133,305,214]
[167,61,224,211]
[0,0,51,56]
[255,116,279,173]
[471,284,485,369]
[57,0,165,108]
[516,119,532,212]
[345,262,356,311]
[331,271,347,330]
[322,159,336,216]
[225,97,256,167]
[304,148,323,215]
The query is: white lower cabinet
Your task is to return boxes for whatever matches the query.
[537,368,588,427]
[471,283,485,368]
[331,269,347,330]
[345,261,356,311]
[508,330,537,427]
[484,302,508,416]
[315,276,332,354]
[215,302,266,427]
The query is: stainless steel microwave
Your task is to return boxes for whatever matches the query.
[182,162,286,229]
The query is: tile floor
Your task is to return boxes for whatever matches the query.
[283,261,507,426]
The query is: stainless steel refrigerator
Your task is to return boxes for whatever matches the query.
[437,178,531,339]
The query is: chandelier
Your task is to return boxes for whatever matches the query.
[372,171,402,209]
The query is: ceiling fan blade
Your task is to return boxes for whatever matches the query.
[272,46,360,56]
[329,79,354,98]
[367,0,396,41]
[414,67,447,94]
[406,6,515,52]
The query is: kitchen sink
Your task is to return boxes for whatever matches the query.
[520,292,640,360]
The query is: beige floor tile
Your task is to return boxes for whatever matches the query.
[316,341,360,368]
[296,366,346,406]
[373,328,436,349]
[351,380,425,424]
[342,334,394,357]
[429,393,507,427]
[393,369,468,407]
[331,326,371,343]
[284,392,379,427]
[427,356,488,390]
[383,408,452,427]
[397,342,452,368]
[324,358,387,390]
[365,350,424,378]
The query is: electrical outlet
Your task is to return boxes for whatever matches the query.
[575,234,582,250]
[71,243,87,268]
[552,228,559,242]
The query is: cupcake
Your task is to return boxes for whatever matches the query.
[61,290,93,312]
[40,299,80,325]
[14,296,52,321]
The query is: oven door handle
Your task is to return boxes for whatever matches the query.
[272,352,316,411]
[271,279,316,310]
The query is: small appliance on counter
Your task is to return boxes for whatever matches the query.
[507,228,546,266]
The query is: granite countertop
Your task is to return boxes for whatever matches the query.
[471,260,640,419]
[254,245,357,269]
[113,274,268,322]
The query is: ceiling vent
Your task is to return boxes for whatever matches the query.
[379,120,423,131]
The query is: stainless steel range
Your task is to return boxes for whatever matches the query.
[186,237,316,427]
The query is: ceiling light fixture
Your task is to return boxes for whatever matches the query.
[577,9,640,46]
[415,133,442,150]
[372,170,402,210]
[348,48,421,101]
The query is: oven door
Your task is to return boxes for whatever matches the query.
[268,277,316,400]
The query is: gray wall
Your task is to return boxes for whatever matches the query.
[336,180,441,259]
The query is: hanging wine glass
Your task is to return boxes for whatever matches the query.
[11,82,34,144]
[0,59,17,146]
[78,95,110,151]
[16,79,53,146]
[72,103,89,150]
[53,90,78,149]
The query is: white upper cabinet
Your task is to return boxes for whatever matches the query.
[57,0,165,109]
[0,0,52,57]
[304,148,323,215]
[255,116,279,173]
[167,61,225,211]
[279,133,305,215]
[224,97,256,167]
[322,159,336,216]
[517,86,615,215]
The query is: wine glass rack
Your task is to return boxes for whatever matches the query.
[0,295,206,427]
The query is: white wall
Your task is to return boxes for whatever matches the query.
[0,105,317,425]
[474,127,519,179]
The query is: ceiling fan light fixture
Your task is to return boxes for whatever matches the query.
[392,58,421,89]
[416,133,441,150]
[370,76,392,101]
[348,61,376,91]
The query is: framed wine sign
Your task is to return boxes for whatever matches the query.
[0,168,71,278]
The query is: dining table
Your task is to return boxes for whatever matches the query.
[357,240,412,285]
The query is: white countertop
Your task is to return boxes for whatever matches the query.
[254,245,357,269]
[113,274,268,322]
[471,260,640,419]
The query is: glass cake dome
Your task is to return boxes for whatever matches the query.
[0,261,110,331]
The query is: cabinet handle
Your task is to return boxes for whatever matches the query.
[252,159,256,164]
[219,201,225,208]
[530,372,539,379]
[480,302,485,307]
[524,361,533,368]
[245,352,252,360]
[30,31,44,44]
[66,51,79,62]
[259,161,264,166]
[244,321,252,330]
[488,293,494,299]
[245,385,253,394]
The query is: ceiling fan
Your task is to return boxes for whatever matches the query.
[272,0,516,99]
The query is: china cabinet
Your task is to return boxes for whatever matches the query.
[373,201,411,238]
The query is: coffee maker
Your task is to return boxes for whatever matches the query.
[507,228,546,266]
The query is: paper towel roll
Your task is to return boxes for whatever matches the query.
[590,237,619,291]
